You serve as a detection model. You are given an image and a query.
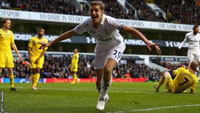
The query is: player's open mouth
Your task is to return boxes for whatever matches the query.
[92,16,98,19]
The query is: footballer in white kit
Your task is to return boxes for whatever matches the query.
[39,1,161,111]
[73,14,126,69]
[179,25,200,62]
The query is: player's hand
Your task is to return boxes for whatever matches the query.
[18,55,22,63]
[146,42,161,54]
[35,59,39,64]
[39,42,51,49]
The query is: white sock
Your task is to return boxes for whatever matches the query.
[99,75,112,100]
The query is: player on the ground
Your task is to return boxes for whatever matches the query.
[155,61,198,94]
[28,28,48,90]
[0,18,22,91]
[178,25,200,62]
[39,1,160,110]
[70,48,80,84]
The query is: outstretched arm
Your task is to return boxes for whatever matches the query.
[122,26,161,54]
[178,34,188,49]
[40,30,75,49]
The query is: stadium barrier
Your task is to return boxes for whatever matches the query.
[0,78,147,83]
[0,78,45,83]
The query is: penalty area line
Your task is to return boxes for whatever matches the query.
[106,104,200,113]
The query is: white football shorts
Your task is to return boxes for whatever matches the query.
[94,42,126,69]
[187,49,200,62]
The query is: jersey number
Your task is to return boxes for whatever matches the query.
[113,50,121,60]
[179,77,189,86]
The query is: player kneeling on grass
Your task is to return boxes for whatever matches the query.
[28,28,48,90]
[155,61,198,94]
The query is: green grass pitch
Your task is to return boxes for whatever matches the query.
[1,82,200,113]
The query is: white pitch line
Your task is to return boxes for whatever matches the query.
[32,87,154,94]
[2,86,200,96]
[106,104,200,113]
[1,86,154,94]
[2,87,200,113]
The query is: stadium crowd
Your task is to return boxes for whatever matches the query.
[156,0,200,24]
[159,61,189,76]
[0,0,199,24]
[127,0,164,22]
[0,55,163,81]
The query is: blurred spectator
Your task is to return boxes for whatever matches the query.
[127,0,162,21]
[1,55,189,82]
[0,55,168,81]
[156,0,200,24]
[0,0,199,24]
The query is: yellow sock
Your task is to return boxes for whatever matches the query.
[34,73,40,87]
[157,75,165,90]
[9,74,14,88]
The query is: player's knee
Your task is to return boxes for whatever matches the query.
[163,71,170,78]
[103,67,112,82]
[7,68,13,75]
[31,69,36,74]
[103,67,112,76]
[35,71,40,74]
[36,68,40,73]
[32,71,35,74]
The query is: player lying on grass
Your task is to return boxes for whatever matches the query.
[155,61,199,94]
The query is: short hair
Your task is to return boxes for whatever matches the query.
[190,61,199,72]
[193,25,199,29]
[37,28,44,32]
[91,1,105,11]
[2,18,10,25]
[74,48,78,52]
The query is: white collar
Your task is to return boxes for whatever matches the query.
[100,14,106,25]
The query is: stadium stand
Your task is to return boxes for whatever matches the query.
[0,55,163,81]
[0,0,199,24]
[126,0,165,22]
[0,0,81,15]
[0,54,187,82]
[0,0,196,82]
[155,0,200,24]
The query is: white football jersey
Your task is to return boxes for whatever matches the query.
[73,14,125,46]
[179,32,200,51]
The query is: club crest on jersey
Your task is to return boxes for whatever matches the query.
[104,29,108,35]
[90,30,95,34]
